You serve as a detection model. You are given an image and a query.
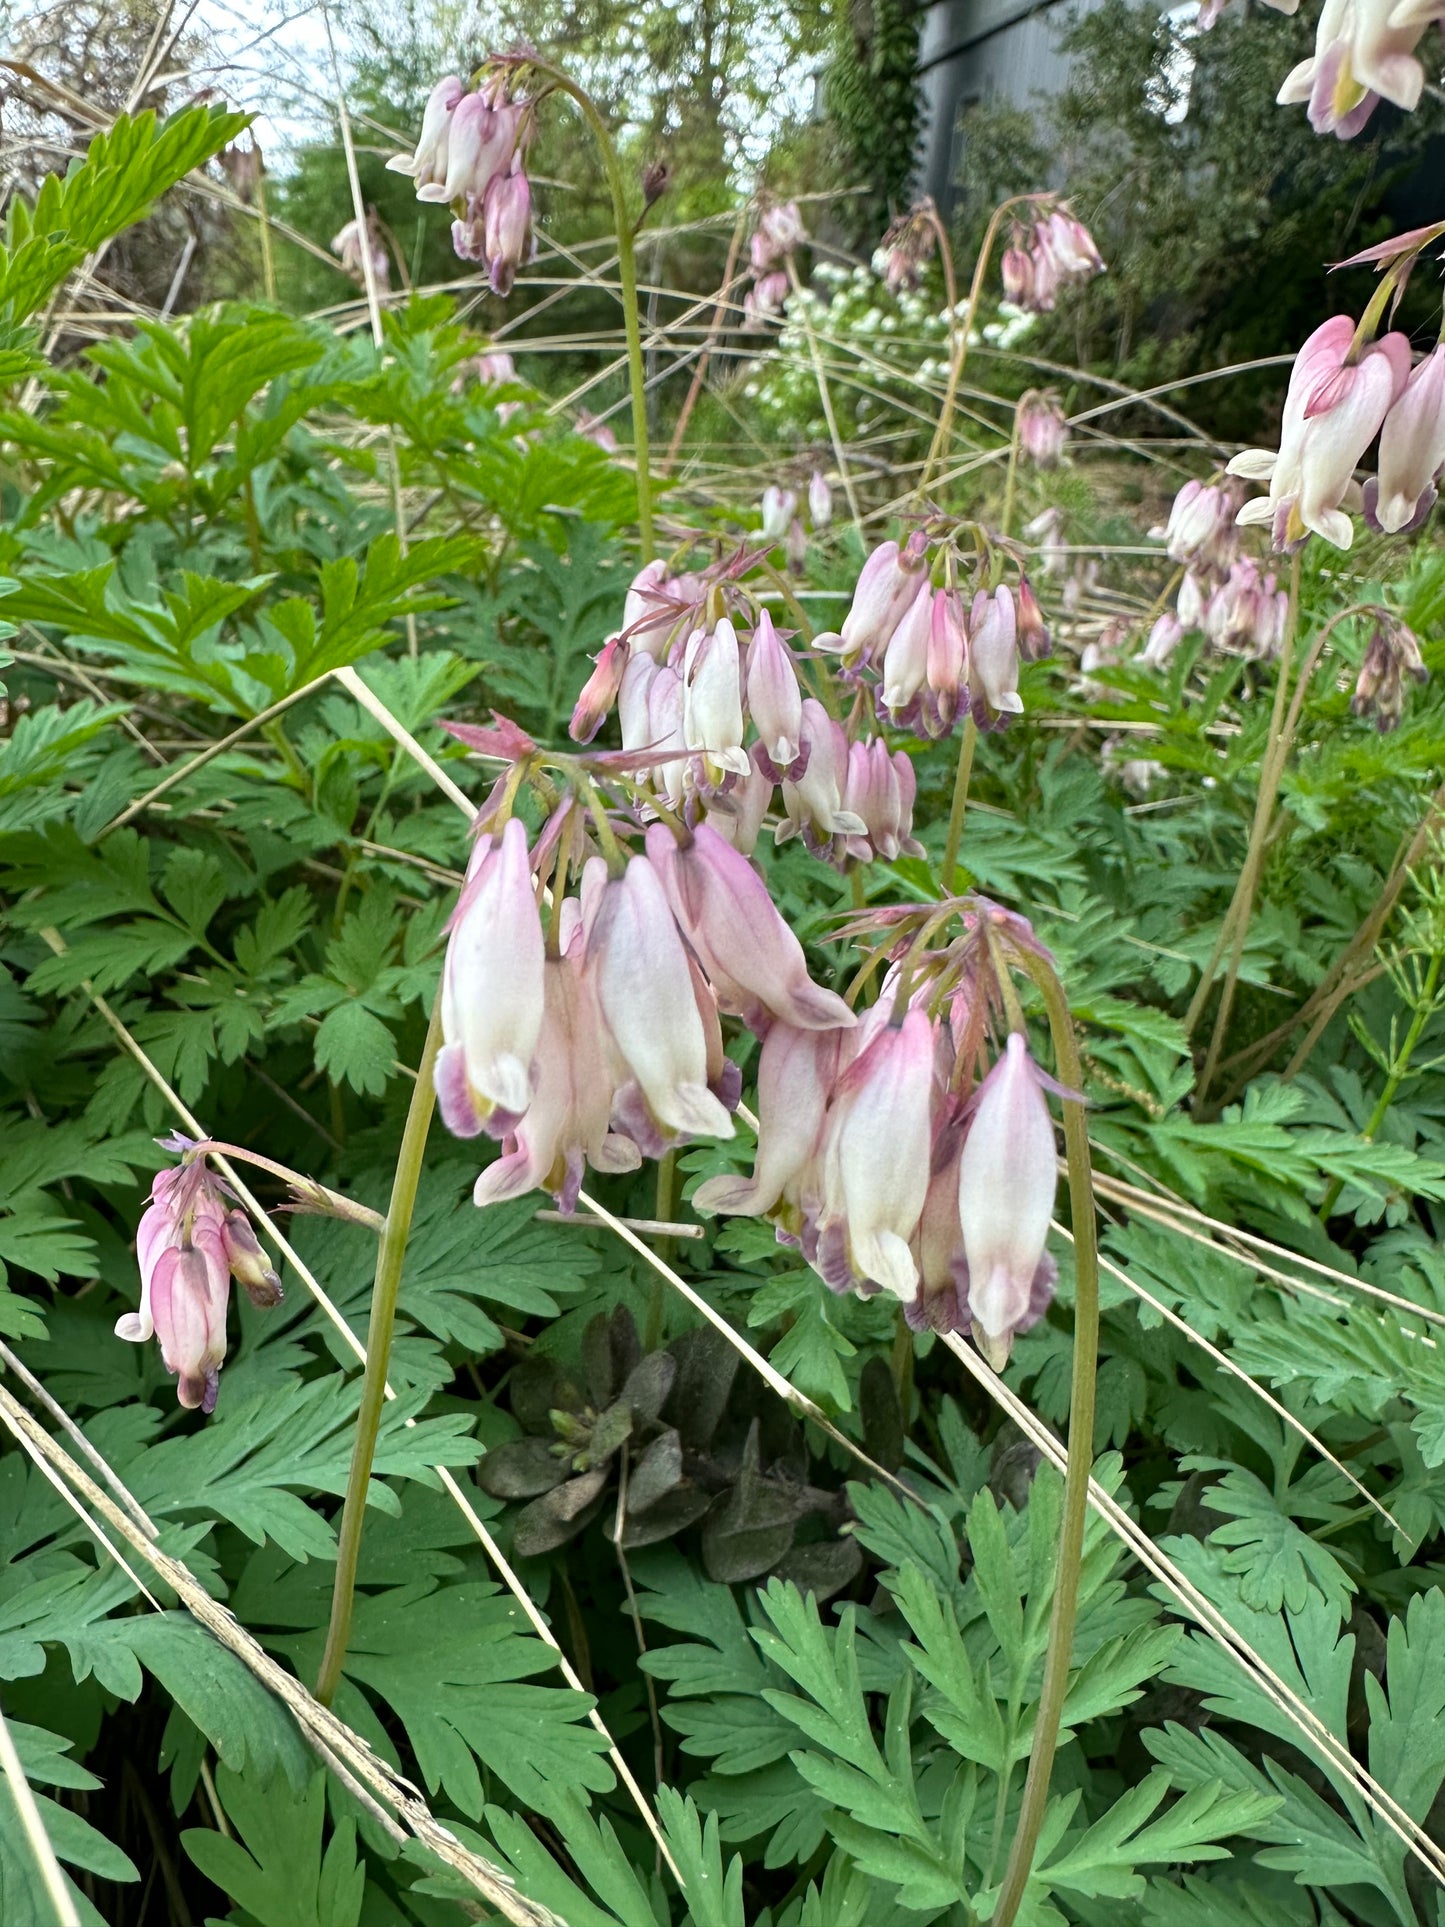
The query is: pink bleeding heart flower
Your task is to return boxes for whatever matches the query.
[419,91,518,205]
[473,947,640,1212]
[645,820,856,1032]
[435,817,546,1139]
[692,1023,843,1222]
[745,610,805,777]
[387,76,464,191]
[1367,344,1445,534]
[969,585,1023,726]
[815,1006,936,1304]
[1230,315,1410,550]
[957,1032,1060,1366]
[590,854,736,1143]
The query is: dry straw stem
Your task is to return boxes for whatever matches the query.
[322,2,418,655]
[1051,1223,1403,1537]
[0,1387,563,1927]
[1088,1162,1445,1331]
[0,1695,81,1927]
[0,1336,158,1539]
[939,1332,1445,1894]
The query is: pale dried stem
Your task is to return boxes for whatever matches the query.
[940,1333,1445,1891]
[333,666,476,817]
[97,677,328,838]
[1053,1223,1402,1535]
[0,1388,560,1927]
[0,1699,81,1927]
[0,1337,158,1538]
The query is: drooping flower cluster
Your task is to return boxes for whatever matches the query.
[873,200,940,294]
[566,533,1044,868]
[434,791,855,1211]
[1225,230,1445,553]
[759,470,832,560]
[814,531,1050,739]
[1277,0,1445,140]
[387,71,536,290]
[743,200,806,327]
[694,902,1065,1365]
[1000,201,1105,315]
[1351,610,1428,731]
[565,556,924,867]
[330,210,390,292]
[1142,478,1289,668]
[118,1145,281,1413]
[1016,389,1069,467]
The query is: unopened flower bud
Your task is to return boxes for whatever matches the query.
[221,1210,283,1308]
[570,634,630,743]
[1015,575,1051,662]
[1016,389,1069,467]
[1351,613,1428,732]
[761,485,797,541]
[808,470,832,529]
[642,159,670,208]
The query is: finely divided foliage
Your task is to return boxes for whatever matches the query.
[2,21,1445,1927]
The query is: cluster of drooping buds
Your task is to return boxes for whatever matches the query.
[117,1145,282,1413]
[814,532,1050,739]
[1143,477,1288,667]
[694,902,1065,1365]
[872,200,940,294]
[1016,389,1069,467]
[1277,0,1445,140]
[330,209,390,292]
[433,788,856,1210]
[1351,610,1429,732]
[388,71,536,291]
[1144,551,1289,671]
[568,561,925,868]
[742,200,805,328]
[452,349,518,391]
[1228,231,1445,550]
[1000,200,1105,315]
[759,471,832,558]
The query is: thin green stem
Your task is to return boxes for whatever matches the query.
[524,59,653,559]
[1184,551,1301,1046]
[262,718,307,791]
[1196,588,1382,1103]
[988,960,1099,1927]
[919,195,1032,503]
[646,1151,677,1348]
[315,992,444,1706]
[1318,949,1443,1220]
[940,714,979,893]
[784,255,862,530]
[999,428,1021,543]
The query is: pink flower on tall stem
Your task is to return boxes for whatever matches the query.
[1367,344,1445,534]
[119,1154,282,1413]
[957,1032,1059,1366]
[435,818,546,1138]
[645,821,856,1032]
[1230,314,1410,549]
